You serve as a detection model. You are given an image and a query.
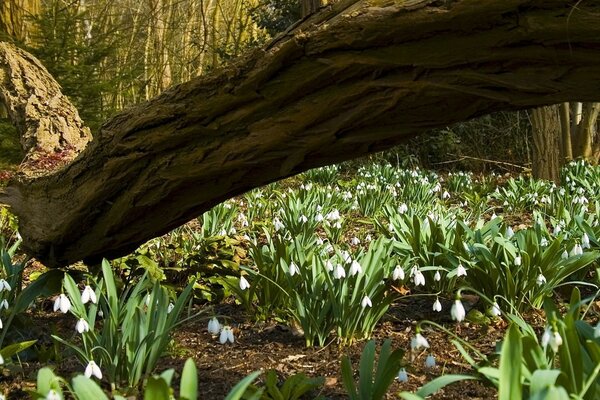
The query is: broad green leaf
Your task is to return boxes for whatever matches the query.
[499,324,522,400]
[71,376,109,400]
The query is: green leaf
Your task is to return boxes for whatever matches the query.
[36,367,60,396]
[530,370,563,394]
[224,371,262,400]
[358,340,376,399]
[71,376,109,400]
[180,358,198,400]
[414,374,478,397]
[0,340,37,358]
[341,355,358,400]
[143,376,171,400]
[499,324,522,400]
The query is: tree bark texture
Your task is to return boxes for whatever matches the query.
[531,106,561,183]
[1,0,600,267]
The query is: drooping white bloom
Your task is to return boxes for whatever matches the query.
[341,251,352,264]
[411,333,429,349]
[456,264,467,277]
[273,217,285,232]
[451,299,466,323]
[536,274,547,286]
[582,233,591,249]
[514,256,522,267]
[333,264,346,279]
[365,234,372,242]
[219,326,235,344]
[561,250,569,259]
[553,225,562,236]
[442,191,450,200]
[325,260,334,272]
[46,389,61,400]
[0,279,11,292]
[298,215,308,224]
[350,237,360,246]
[413,270,425,286]
[315,213,324,222]
[392,265,405,281]
[289,262,300,277]
[167,302,175,314]
[490,302,501,317]
[491,213,497,220]
[80,285,97,304]
[207,317,221,335]
[361,295,372,308]
[84,360,103,379]
[239,276,250,290]
[434,271,441,281]
[326,209,341,221]
[397,368,408,383]
[398,203,408,214]
[574,244,583,256]
[0,353,3,365]
[433,298,442,312]
[425,354,436,368]
[350,260,363,276]
[506,226,514,239]
[53,294,71,314]
[0,299,8,310]
[76,318,90,334]
[540,237,548,247]
[541,327,562,352]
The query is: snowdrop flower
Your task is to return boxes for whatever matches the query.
[46,389,60,400]
[350,237,360,246]
[0,353,3,365]
[81,285,97,304]
[315,213,324,222]
[434,271,441,281]
[0,299,8,310]
[456,264,467,277]
[491,212,497,220]
[540,237,548,247]
[594,322,600,338]
[505,226,514,239]
[514,256,522,267]
[411,333,429,350]
[273,217,285,232]
[218,228,227,236]
[433,298,442,312]
[574,244,583,256]
[561,250,569,259]
[425,354,436,368]
[333,264,346,279]
[582,233,590,249]
[167,302,175,314]
[392,265,405,281]
[76,318,90,334]
[365,234,372,242]
[541,327,562,352]
[398,203,408,214]
[298,215,308,224]
[341,250,352,263]
[451,299,466,323]
[442,191,450,199]
[350,260,363,276]
[0,279,11,292]
[536,273,547,286]
[490,302,501,317]
[239,276,250,290]
[361,295,372,308]
[289,262,300,277]
[84,360,102,379]
[553,225,562,236]
[219,326,235,344]
[53,294,71,314]
[207,317,221,335]
[413,269,425,286]
[325,260,334,272]
[326,209,340,221]
[397,368,408,383]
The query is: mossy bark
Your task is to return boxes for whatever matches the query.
[1,0,600,267]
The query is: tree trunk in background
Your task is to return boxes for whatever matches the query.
[531,106,561,183]
[301,0,322,17]
[0,0,40,43]
[1,0,600,267]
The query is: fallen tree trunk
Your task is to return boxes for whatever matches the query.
[1,0,600,267]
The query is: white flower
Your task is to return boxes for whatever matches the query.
[289,262,300,276]
[325,260,334,272]
[398,203,408,214]
[76,318,90,334]
[273,217,285,232]
[361,295,373,308]
[326,209,340,221]
[456,264,467,277]
[561,250,568,259]
[490,302,501,317]
[397,368,408,382]
[411,333,429,350]
[433,298,442,312]
[333,264,346,279]
[219,326,235,344]
[541,327,562,352]
[167,302,175,314]
[574,244,583,256]
[53,294,71,314]
[434,271,441,281]
[413,270,425,286]
[514,256,522,266]
[451,299,466,323]
[594,322,600,338]
[46,389,61,400]
[0,299,8,310]
[350,260,363,276]
[315,213,324,222]
[0,353,3,365]
[0,279,11,292]
[392,265,404,281]
[442,191,450,199]
[350,237,360,246]
[365,234,372,242]
[553,225,562,236]
[341,251,352,263]
[506,226,514,239]
[540,237,548,247]
[536,274,547,286]
[425,354,436,368]
[80,285,97,304]
[239,276,250,290]
[207,317,221,335]
[582,233,590,249]
[84,360,102,379]
[298,215,308,224]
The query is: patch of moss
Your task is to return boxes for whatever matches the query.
[0,119,24,170]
